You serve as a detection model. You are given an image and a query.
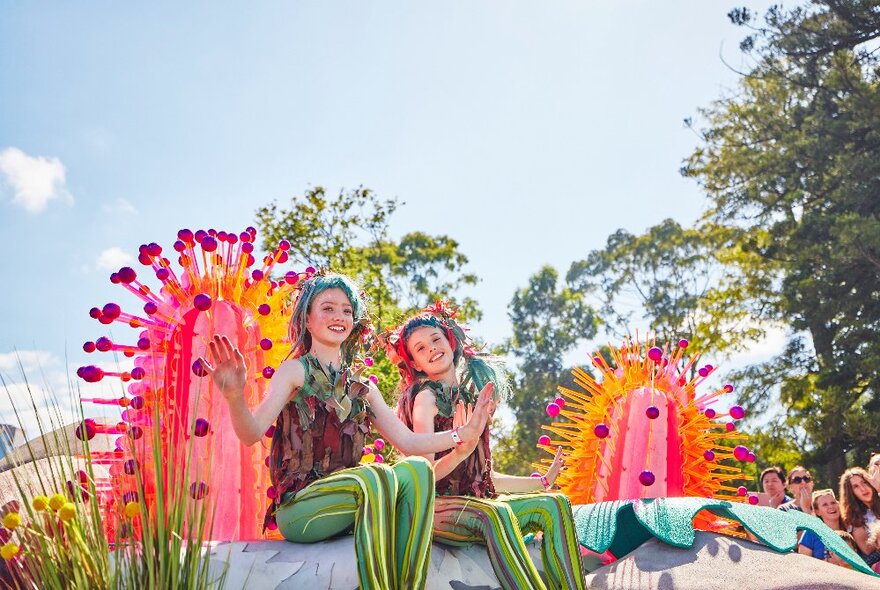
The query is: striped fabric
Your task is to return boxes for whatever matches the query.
[275,457,435,589]
[433,492,586,590]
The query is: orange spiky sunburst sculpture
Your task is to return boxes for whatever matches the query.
[75,227,305,540]
[539,337,757,505]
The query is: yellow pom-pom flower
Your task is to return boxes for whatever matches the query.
[124,501,140,519]
[1,513,21,530]
[58,503,76,522]
[49,493,66,511]
[0,543,19,560]
[31,496,49,512]
[359,453,376,465]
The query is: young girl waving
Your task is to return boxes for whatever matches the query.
[201,274,493,590]
[385,302,586,590]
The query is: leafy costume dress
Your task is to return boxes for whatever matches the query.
[398,378,586,590]
[269,354,435,589]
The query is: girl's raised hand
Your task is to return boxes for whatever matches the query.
[545,446,566,487]
[199,335,247,402]
[457,382,496,443]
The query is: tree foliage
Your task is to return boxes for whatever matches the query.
[683,1,880,483]
[255,186,480,402]
[493,266,598,474]
[567,218,767,364]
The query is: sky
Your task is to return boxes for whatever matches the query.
[0,1,784,435]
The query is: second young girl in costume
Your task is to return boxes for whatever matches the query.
[386,302,587,590]
[201,274,494,590]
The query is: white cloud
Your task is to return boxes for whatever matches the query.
[0,350,56,374]
[101,198,138,216]
[0,147,72,213]
[95,247,133,270]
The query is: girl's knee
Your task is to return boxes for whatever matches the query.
[397,456,434,485]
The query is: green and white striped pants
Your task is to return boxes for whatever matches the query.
[275,456,435,590]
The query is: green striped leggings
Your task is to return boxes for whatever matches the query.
[275,457,435,590]
[433,492,586,590]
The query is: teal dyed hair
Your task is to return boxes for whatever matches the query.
[288,273,369,364]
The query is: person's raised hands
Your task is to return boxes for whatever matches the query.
[198,335,247,402]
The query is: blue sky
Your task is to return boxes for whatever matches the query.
[0,1,782,433]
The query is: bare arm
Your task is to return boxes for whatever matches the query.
[369,382,495,455]
[409,388,482,480]
[796,544,815,557]
[852,524,872,555]
[201,335,303,446]
[492,446,565,494]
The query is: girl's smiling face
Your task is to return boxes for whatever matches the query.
[306,288,354,346]
[815,493,841,522]
[406,326,455,378]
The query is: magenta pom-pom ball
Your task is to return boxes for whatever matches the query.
[252,269,264,281]
[130,396,145,410]
[178,229,194,243]
[265,425,276,438]
[193,418,210,437]
[733,445,750,461]
[373,439,385,451]
[305,266,316,274]
[554,396,566,408]
[122,491,139,504]
[137,337,150,351]
[703,450,715,461]
[89,307,102,319]
[747,452,756,463]
[284,271,299,284]
[117,267,137,284]
[79,365,105,383]
[546,402,561,418]
[260,338,273,351]
[193,294,212,311]
[704,408,716,419]
[726,422,736,432]
[698,367,709,377]
[364,357,374,367]
[124,459,137,475]
[200,237,218,252]
[724,384,734,393]
[538,435,551,446]
[156,268,170,281]
[594,424,610,438]
[678,339,689,349]
[129,426,143,440]
[191,359,208,377]
[258,304,271,316]
[730,405,745,420]
[646,406,660,419]
[75,419,97,441]
[639,470,656,486]
[190,482,209,500]
[96,337,112,352]
[102,303,121,320]
[737,486,748,496]
[374,454,384,463]
[83,341,96,353]
[144,302,158,315]
[266,486,277,499]
[748,495,759,505]
[647,347,663,362]
[130,367,145,380]
[369,374,379,384]
[262,366,275,379]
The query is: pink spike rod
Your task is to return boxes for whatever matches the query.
[80,397,125,406]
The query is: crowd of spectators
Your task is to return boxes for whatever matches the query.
[759,457,880,572]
